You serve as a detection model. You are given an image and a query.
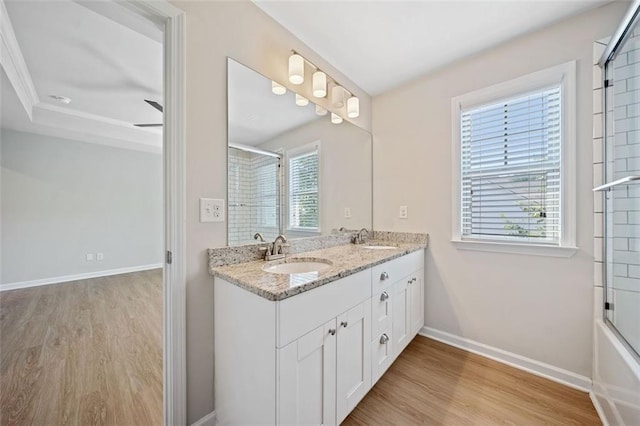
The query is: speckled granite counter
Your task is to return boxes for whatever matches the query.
[209,237,427,301]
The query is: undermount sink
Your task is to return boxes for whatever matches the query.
[362,245,398,250]
[263,258,333,274]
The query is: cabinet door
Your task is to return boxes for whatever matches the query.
[393,279,411,359]
[410,269,424,337]
[336,299,371,424]
[278,319,337,426]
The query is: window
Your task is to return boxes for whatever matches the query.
[287,143,320,232]
[452,62,577,257]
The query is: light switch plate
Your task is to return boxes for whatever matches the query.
[201,198,225,222]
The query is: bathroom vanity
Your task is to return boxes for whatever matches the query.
[210,238,426,425]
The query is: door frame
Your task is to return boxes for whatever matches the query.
[120,1,187,424]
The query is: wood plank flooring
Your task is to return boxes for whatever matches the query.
[0,270,163,426]
[344,336,600,426]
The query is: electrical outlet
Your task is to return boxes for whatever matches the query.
[86,253,94,261]
[200,198,225,222]
[399,205,408,219]
[97,253,104,261]
[344,207,352,218]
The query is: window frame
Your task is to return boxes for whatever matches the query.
[451,61,578,257]
[285,141,321,234]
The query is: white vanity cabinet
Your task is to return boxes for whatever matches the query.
[278,298,371,425]
[213,250,424,425]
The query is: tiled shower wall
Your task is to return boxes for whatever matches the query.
[228,148,280,246]
[593,28,640,352]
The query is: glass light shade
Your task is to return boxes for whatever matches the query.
[331,85,345,108]
[331,112,343,124]
[312,71,327,98]
[288,54,304,85]
[295,94,309,106]
[347,96,360,118]
[315,104,327,116]
[271,81,286,95]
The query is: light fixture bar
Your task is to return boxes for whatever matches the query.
[290,50,355,98]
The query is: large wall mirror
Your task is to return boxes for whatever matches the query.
[227,58,372,246]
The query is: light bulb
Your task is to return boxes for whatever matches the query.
[288,54,304,85]
[312,71,327,98]
[315,104,327,116]
[271,81,286,95]
[331,112,343,124]
[347,96,360,118]
[295,94,309,106]
[331,85,345,108]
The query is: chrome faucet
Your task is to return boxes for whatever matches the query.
[253,232,265,242]
[352,228,369,245]
[264,235,288,261]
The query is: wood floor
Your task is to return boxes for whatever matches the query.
[344,336,600,426]
[0,269,163,426]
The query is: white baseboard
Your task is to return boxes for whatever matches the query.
[0,263,163,292]
[419,326,592,392]
[191,410,216,426]
[590,391,610,426]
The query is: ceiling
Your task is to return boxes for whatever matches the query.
[228,58,320,146]
[1,0,163,149]
[255,0,611,95]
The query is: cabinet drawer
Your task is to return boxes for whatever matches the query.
[277,269,371,348]
[371,250,423,293]
[371,287,393,340]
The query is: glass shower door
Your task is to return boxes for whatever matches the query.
[601,21,640,358]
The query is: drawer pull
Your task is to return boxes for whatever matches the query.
[411,277,417,283]
[328,329,336,336]
[341,321,348,328]
[380,272,389,280]
[380,291,389,301]
[379,333,389,344]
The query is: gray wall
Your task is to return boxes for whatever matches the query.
[1,128,163,284]
[372,2,627,378]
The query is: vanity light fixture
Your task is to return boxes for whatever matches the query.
[295,93,309,106]
[271,81,286,95]
[347,96,360,118]
[288,53,304,85]
[331,84,345,108]
[331,112,343,124]
[312,71,327,98]
[315,104,328,116]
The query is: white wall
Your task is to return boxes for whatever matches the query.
[0,128,163,284]
[168,1,371,422]
[372,2,627,378]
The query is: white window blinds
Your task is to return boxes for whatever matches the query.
[460,86,561,244]
[288,147,319,231]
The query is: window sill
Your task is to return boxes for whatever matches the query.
[451,239,578,258]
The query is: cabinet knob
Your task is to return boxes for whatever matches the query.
[379,333,389,344]
[412,277,417,283]
[340,321,348,328]
[380,291,389,301]
[408,279,412,285]
[380,272,389,280]
[328,329,336,336]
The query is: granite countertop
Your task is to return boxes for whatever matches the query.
[210,240,427,301]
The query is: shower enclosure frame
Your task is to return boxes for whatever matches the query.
[596,0,640,362]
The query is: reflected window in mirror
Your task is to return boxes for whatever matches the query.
[287,142,320,233]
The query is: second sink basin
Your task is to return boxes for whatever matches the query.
[362,245,398,250]
[263,258,333,274]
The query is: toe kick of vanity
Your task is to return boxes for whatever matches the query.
[213,248,425,425]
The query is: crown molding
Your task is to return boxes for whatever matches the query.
[0,0,39,119]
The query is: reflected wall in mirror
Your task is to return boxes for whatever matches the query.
[227,58,372,246]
